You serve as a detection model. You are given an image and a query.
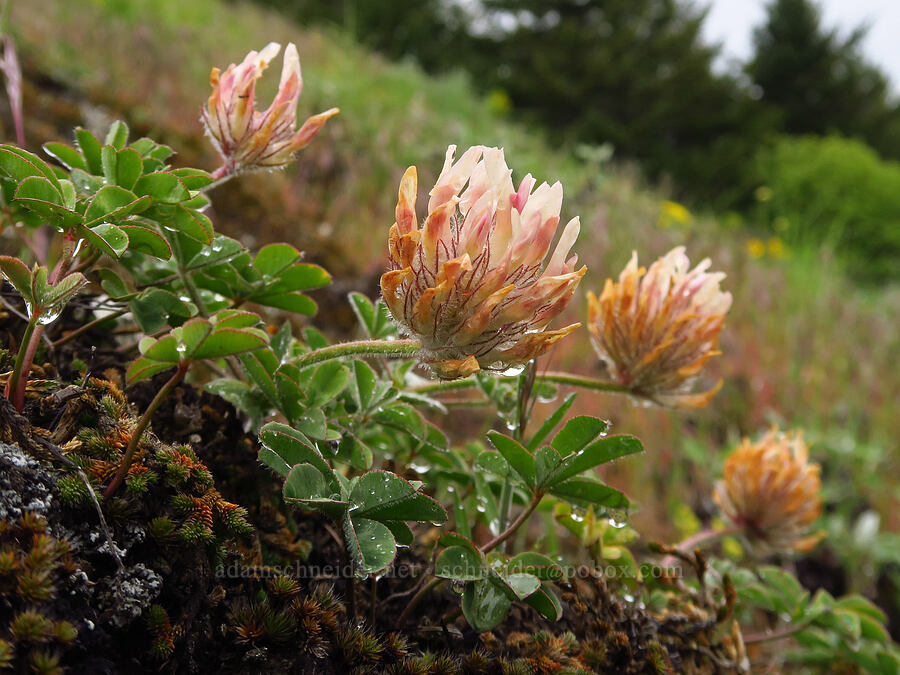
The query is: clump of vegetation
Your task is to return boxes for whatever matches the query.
[0,18,896,675]
[0,513,78,674]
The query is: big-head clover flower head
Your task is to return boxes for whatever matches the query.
[201,42,339,174]
[587,246,732,409]
[714,429,824,555]
[381,145,586,379]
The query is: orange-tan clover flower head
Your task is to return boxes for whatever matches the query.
[714,429,824,555]
[380,145,586,379]
[201,42,339,174]
[586,246,731,409]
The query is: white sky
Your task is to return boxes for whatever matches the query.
[700,0,900,94]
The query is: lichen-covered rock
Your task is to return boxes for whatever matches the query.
[0,442,55,521]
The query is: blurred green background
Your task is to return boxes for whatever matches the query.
[2,0,899,631]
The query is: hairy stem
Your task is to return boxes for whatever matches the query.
[408,378,479,395]
[743,621,808,645]
[5,315,38,412]
[7,237,80,410]
[104,363,188,498]
[660,526,741,569]
[407,371,629,397]
[293,339,420,369]
[178,265,208,317]
[482,492,542,554]
[496,365,533,541]
[537,371,630,393]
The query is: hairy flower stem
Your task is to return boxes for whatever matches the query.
[293,339,420,369]
[4,315,38,412]
[660,526,741,569]
[743,621,808,645]
[178,265,208,317]
[201,165,235,192]
[537,371,631,393]
[104,363,188,498]
[496,365,534,544]
[482,493,543,554]
[6,237,79,411]
[409,371,629,397]
[409,378,479,395]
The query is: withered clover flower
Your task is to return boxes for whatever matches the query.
[714,429,824,555]
[201,42,339,175]
[381,145,586,379]
[586,246,731,408]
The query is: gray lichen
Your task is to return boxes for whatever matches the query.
[100,563,163,628]
[0,442,55,520]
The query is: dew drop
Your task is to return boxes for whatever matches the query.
[37,307,63,325]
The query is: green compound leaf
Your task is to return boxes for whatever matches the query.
[83,185,150,227]
[523,582,563,621]
[534,445,564,488]
[114,148,143,190]
[348,470,447,523]
[487,431,535,487]
[435,546,485,581]
[527,392,577,451]
[258,422,339,490]
[13,176,80,226]
[550,416,610,456]
[0,256,34,304]
[45,272,87,307]
[549,476,629,509]
[82,223,129,258]
[130,288,193,334]
[117,223,171,259]
[126,356,176,384]
[476,450,510,477]
[251,243,301,276]
[134,171,190,203]
[462,579,512,633]
[0,145,61,189]
[344,516,396,576]
[74,127,103,174]
[43,142,87,172]
[191,327,268,360]
[439,533,481,556]
[170,168,213,190]
[542,435,643,489]
[307,361,350,407]
[490,571,541,601]
[282,463,349,519]
[347,359,378,411]
[507,552,564,581]
[104,120,130,150]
